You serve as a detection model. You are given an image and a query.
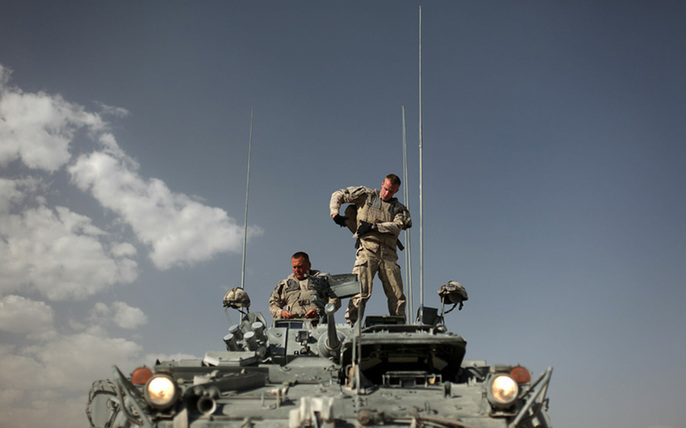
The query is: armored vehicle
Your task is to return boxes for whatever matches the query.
[86,275,553,427]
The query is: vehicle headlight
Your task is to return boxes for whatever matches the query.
[487,374,519,408]
[144,375,178,409]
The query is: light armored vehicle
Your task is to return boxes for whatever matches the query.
[86,275,553,427]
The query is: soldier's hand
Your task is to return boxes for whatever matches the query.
[356,221,374,236]
[305,308,319,319]
[281,310,294,319]
[333,214,348,227]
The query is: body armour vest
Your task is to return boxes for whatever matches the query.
[276,273,326,316]
[357,191,405,250]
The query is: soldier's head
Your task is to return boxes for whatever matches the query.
[380,174,401,201]
[291,251,312,280]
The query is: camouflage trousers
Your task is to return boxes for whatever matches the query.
[345,241,406,324]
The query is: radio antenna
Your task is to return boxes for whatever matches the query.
[240,107,254,290]
[418,6,425,311]
[402,105,414,323]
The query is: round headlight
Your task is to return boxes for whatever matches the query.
[488,374,519,408]
[145,375,178,409]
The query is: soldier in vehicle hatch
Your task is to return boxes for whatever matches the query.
[329,173,412,324]
[269,251,341,320]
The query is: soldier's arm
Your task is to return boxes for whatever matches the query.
[268,282,286,319]
[375,206,411,237]
[329,186,369,217]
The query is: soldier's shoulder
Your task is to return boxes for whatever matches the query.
[389,198,410,213]
[339,185,372,198]
[276,275,294,286]
[391,198,408,209]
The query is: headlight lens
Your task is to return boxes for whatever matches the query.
[488,374,519,408]
[145,375,178,409]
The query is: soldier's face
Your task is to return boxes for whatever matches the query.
[380,179,400,201]
[291,257,311,280]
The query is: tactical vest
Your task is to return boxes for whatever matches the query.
[357,191,403,250]
[282,273,330,314]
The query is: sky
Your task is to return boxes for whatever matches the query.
[1,1,685,427]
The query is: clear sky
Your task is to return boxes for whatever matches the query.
[1,1,685,427]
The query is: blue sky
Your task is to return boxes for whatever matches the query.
[1,1,685,427]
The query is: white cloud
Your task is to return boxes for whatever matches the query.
[0,178,21,213]
[0,179,138,301]
[0,63,261,428]
[0,177,41,213]
[0,295,54,335]
[1,62,262,272]
[0,65,105,172]
[89,301,148,330]
[110,242,137,258]
[69,151,262,269]
[0,325,189,428]
[0,329,144,428]
[23,329,142,390]
[111,301,148,329]
[0,392,87,428]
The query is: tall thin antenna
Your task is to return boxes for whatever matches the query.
[402,105,414,323]
[240,107,254,290]
[418,6,425,310]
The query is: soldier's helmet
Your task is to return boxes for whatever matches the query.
[223,287,251,309]
[438,281,468,310]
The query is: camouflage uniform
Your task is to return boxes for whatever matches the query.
[330,186,412,323]
[269,270,341,319]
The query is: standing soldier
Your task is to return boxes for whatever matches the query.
[330,173,412,324]
[269,252,340,320]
